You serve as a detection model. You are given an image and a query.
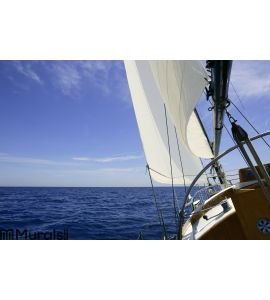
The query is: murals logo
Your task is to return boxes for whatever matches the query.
[0,228,69,240]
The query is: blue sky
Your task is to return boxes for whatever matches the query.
[0,60,270,186]
[0,61,146,186]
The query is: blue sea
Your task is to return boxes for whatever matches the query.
[0,187,188,240]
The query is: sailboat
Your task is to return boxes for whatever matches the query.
[124,60,270,240]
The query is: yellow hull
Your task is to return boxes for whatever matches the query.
[182,182,270,240]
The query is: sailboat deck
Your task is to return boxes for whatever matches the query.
[182,181,270,240]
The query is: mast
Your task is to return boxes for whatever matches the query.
[207,60,232,157]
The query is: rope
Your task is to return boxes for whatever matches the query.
[230,100,270,149]
[148,167,171,179]
[148,166,202,178]
[174,127,187,193]
[164,104,179,226]
[147,164,168,239]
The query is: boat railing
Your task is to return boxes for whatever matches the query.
[190,184,221,206]
[178,131,270,238]
[183,184,222,222]
[226,174,240,185]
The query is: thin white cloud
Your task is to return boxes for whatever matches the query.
[231,61,270,99]
[47,60,130,102]
[50,61,81,95]
[95,155,143,163]
[0,153,75,167]
[72,166,145,173]
[0,153,143,167]
[13,61,43,84]
[72,157,90,161]
[9,60,130,103]
[0,153,147,187]
[0,166,148,187]
[72,154,143,163]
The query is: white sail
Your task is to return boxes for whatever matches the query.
[124,60,208,184]
[149,61,213,159]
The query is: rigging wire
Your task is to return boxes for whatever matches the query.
[174,127,187,193]
[199,158,213,186]
[146,164,168,239]
[230,100,270,149]
[230,82,270,149]
[148,166,172,179]
[163,104,179,226]
[208,80,267,170]
[230,82,247,112]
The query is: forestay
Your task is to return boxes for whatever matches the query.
[124,60,210,184]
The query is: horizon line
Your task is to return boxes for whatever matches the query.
[0,185,184,188]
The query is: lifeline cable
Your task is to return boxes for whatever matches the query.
[164,104,179,227]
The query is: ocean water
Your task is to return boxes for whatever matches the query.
[0,187,187,240]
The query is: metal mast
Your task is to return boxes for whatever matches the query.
[206,60,232,157]
[205,60,232,185]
